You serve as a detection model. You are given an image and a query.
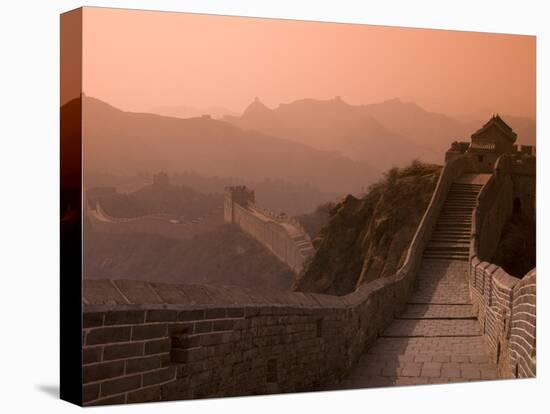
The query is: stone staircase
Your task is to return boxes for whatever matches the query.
[423,182,483,261]
[335,177,497,390]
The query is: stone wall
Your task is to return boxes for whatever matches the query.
[82,278,403,405]
[225,187,315,274]
[81,154,474,405]
[87,202,224,241]
[469,153,536,378]
[509,269,536,378]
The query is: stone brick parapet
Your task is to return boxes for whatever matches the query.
[469,154,536,379]
[82,279,395,405]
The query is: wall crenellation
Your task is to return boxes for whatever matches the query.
[469,152,536,379]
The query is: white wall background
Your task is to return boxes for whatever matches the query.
[0,0,547,412]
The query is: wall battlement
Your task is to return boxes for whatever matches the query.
[468,152,536,379]
[224,186,315,274]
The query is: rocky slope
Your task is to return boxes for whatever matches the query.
[294,161,441,296]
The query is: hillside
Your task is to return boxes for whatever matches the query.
[80,96,378,196]
[86,172,222,219]
[84,223,294,290]
[294,161,441,296]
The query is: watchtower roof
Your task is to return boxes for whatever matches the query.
[471,114,517,143]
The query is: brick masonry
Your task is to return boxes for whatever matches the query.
[469,153,536,379]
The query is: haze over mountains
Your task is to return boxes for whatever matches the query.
[149,104,237,120]
[81,96,376,198]
[80,94,535,212]
[224,96,535,171]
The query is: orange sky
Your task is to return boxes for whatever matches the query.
[81,7,535,118]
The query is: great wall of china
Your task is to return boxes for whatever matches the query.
[86,201,224,241]
[223,186,315,274]
[82,115,536,405]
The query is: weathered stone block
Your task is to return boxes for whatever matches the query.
[143,367,176,386]
[83,312,104,329]
[104,310,145,326]
[83,346,102,365]
[83,360,125,383]
[87,394,125,406]
[178,309,205,322]
[172,347,207,363]
[194,321,213,333]
[205,308,226,319]
[103,342,144,361]
[127,385,162,403]
[126,355,162,374]
[83,383,99,403]
[100,374,142,397]
[144,338,171,355]
[146,309,178,323]
[131,324,167,341]
[86,326,131,345]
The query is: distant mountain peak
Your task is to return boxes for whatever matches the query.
[242,97,271,117]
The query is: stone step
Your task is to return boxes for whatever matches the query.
[434,233,470,238]
[433,233,470,238]
[433,227,470,232]
[422,253,469,261]
[443,202,477,206]
[450,186,483,191]
[399,304,475,319]
[425,243,469,248]
[449,187,482,192]
[438,218,472,222]
[444,206,476,210]
[442,205,476,209]
[430,238,470,244]
[365,336,489,356]
[446,194,478,198]
[444,202,477,206]
[381,319,481,337]
[435,225,471,231]
[447,192,479,197]
[437,218,472,223]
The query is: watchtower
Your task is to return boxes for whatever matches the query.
[469,114,517,172]
[224,186,255,223]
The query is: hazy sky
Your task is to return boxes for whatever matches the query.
[82,7,535,118]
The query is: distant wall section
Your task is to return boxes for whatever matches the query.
[87,202,223,241]
[224,186,315,274]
